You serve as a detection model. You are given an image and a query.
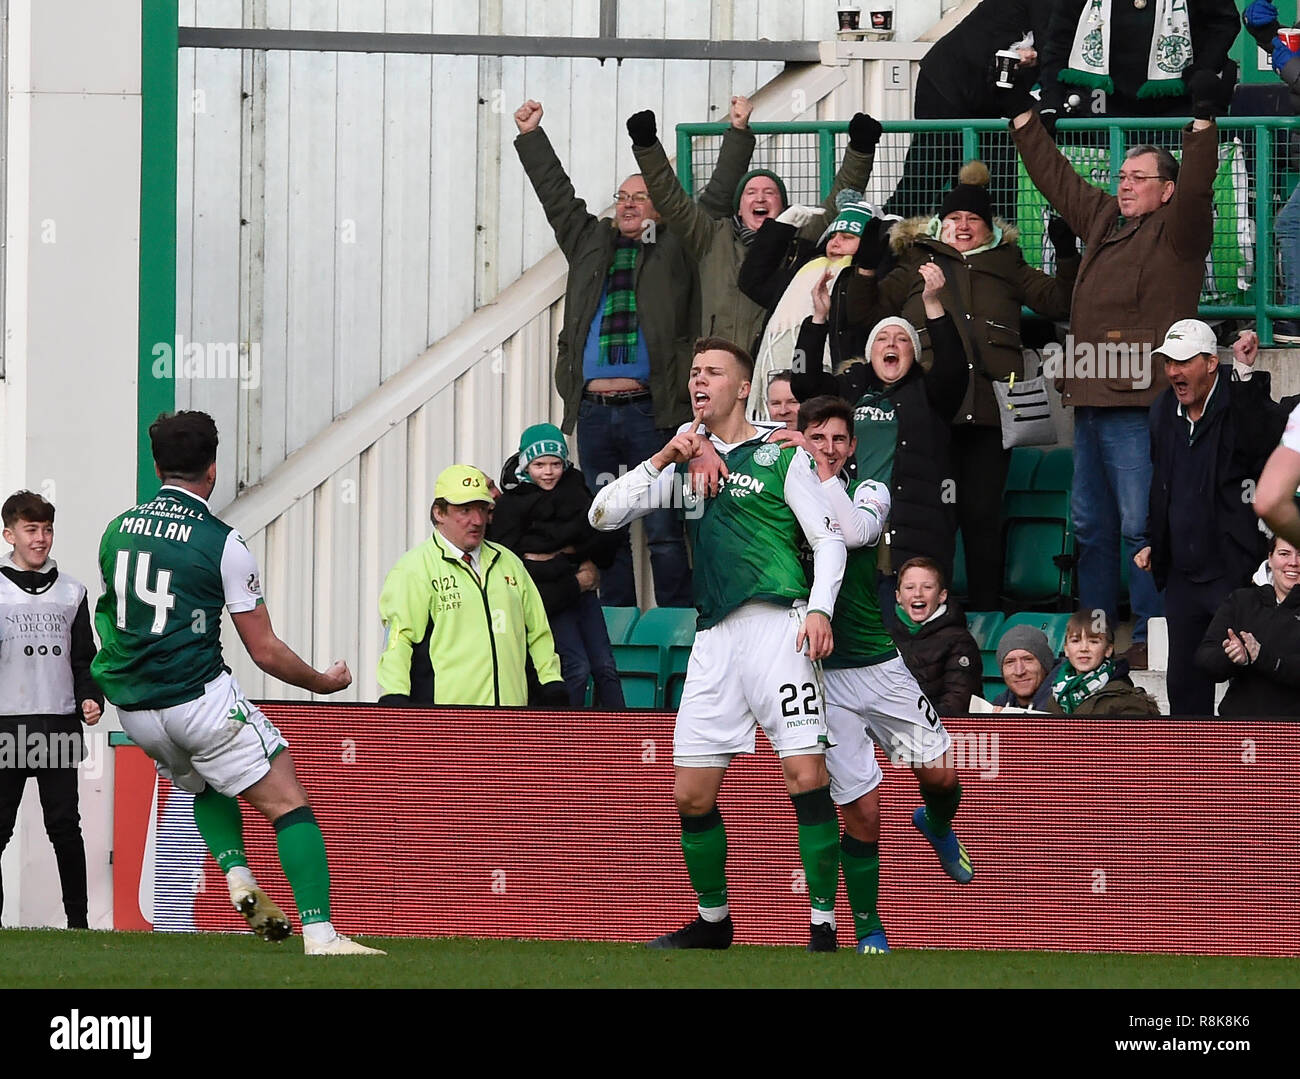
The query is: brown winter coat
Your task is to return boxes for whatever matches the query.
[845,216,1076,427]
[1011,113,1218,409]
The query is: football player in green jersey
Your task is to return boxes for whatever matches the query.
[1256,401,1300,547]
[590,337,850,951]
[796,392,974,956]
[93,412,384,956]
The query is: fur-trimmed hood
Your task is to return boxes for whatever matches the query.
[888,214,1020,255]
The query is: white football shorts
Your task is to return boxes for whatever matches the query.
[673,600,828,762]
[823,654,951,805]
[117,670,288,797]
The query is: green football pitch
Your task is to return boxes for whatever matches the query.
[1,930,1296,989]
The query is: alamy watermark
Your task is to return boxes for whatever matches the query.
[150,335,262,389]
[1041,337,1154,391]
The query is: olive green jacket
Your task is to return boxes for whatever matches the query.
[635,132,875,355]
[515,125,739,433]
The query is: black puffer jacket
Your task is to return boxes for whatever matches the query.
[488,455,624,616]
[1194,583,1300,718]
[890,600,981,717]
[792,313,968,582]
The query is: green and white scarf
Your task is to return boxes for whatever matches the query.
[1063,0,1193,100]
[1050,656,1116,715]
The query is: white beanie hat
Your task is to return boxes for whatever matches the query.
[866,316,922,364]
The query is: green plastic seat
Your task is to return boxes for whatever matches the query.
[1002,447,1043,519]
[950,532,968,598]
[627,607,698,648]
[601,606,641,645]
[998,611,1072,659]
[610,643,663,708]
[611,607,699,708]
[966,610,1007,651]
[1003,519,1074,608]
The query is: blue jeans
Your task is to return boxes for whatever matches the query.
[549,590,626,708]
[1276,180,1300,307]
[1071,407,1164,642]
[577,396,693,608]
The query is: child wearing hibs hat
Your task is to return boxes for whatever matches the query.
[741,190,897,418]
[489,424,627,708]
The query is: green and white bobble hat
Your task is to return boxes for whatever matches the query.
[816,190,892,249]
[517,422,570,482]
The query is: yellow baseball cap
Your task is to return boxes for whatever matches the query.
[434,464,493,505]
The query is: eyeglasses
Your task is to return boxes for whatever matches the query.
[613,192,651,204]
[1117,172,1168,185]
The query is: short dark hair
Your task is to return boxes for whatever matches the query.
[2,490,54,528]
[768,369,795,387]
[796,395,854,435]
[150,411,219,482]
[897,556,946,590]
[1269,531,1297,555]
[1066,608,1114,644]
[1125,143,1179,183]
[694,336,754,380]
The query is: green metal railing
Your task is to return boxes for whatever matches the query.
[677,117,1300,345]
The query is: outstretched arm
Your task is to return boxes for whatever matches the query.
[513,101,599,260]
[630,111,719,262]
[697,96,758,219]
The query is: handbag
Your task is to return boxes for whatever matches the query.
[932,254,1058,449]
[991,363,1057,449]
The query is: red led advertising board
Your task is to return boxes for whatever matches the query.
[113,706,1299,955]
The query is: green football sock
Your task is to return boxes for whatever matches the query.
[680,808,728,910]
[791,786,839,914]
[192,787,247,873]
[922,779,963,838]
[840,832,884,940]
[273,806,332,925]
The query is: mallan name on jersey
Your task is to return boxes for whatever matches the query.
[116,517,194,542]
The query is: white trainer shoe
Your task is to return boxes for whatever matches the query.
[304,934,387,956]
[230,885,292,942]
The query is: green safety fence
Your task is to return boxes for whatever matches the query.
[676,117,1300,346]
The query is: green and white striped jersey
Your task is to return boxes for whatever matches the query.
[92,486,263,710]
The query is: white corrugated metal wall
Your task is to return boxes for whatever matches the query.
[175,1,935,701]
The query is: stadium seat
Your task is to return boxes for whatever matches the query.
[602,606,641,645]
[966,610,1006,651]
[1001,447,1043,519]
[998,611,1072,659]
[664,646,692,710]
[627,606,697,648]
[610,643,663,708]
[950,531,968,599]
[611,607,698,708]
[1003,519,1073,608]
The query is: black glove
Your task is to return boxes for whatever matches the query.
[377,693,415,707]
[852,216,892,271]
[1037,108,1059,140]
[1046,215,1077,261]
[536,681,570,709]
[987,57,1039,121]
[626,109,657,148]
[847,112,883,153]
[1187,62,1237,121]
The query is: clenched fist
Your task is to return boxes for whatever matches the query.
[514,99,543,134]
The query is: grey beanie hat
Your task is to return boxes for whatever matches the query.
[996,625,1055,674]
